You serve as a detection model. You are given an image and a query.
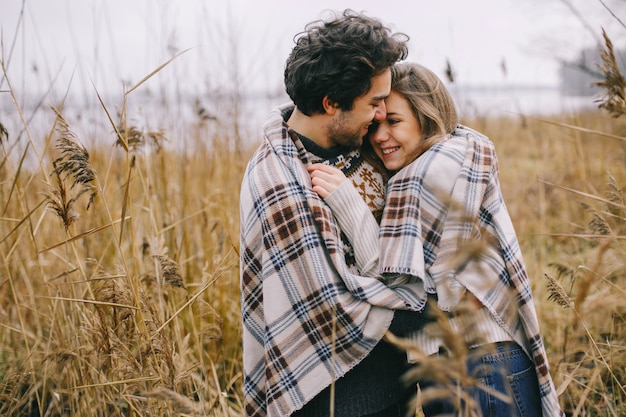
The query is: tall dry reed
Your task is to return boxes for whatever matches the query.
[1,51,246,416]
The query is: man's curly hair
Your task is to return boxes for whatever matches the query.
[284,9,409,116]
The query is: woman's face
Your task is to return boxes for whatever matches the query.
[369,90,422,171]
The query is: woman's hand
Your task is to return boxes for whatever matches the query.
[308,163,348,199]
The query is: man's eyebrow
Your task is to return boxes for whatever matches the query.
[371,94,388,101]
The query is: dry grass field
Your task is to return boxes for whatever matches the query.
[1,29,625,417]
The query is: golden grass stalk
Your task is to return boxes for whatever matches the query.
[0,122,8,143]
[42,168,81,231]
[50,106,96,192]
[43,106,97,231]
[142,386,203,415]
[114,124,167,152]
[592,28,626,118]
[606,171,625,217]
[154,254,187,290]
[386,296,512,416]
[544,273,574,309]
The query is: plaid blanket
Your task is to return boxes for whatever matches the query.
[240,106,427,416]
[378,125,563,416]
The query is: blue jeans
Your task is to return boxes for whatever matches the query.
[421,342,542,417]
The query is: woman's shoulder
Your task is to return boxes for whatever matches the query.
[394,135,466,184]
[451,124,498,169]
[452,125,495,148]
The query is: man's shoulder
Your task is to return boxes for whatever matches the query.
[262,102,294,133]
[243,137,298,192]
[245,142,280,174]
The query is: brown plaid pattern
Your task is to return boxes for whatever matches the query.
[240,106,427,416]
[378,125,563,416]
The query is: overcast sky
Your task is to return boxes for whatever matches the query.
[1,0,625,110]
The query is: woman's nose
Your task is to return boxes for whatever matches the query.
[372,123,389,143]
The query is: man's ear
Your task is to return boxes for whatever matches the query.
[322,96,339,115]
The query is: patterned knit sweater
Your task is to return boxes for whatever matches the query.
[294,125,428,417]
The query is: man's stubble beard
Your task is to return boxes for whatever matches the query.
[327,111,365,150]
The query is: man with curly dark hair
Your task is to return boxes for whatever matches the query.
[240,9,431,417]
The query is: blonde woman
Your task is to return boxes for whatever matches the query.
[309,62,563,417]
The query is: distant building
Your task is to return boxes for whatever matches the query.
[559,46,626,96]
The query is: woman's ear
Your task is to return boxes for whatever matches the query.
[322,96,339,115]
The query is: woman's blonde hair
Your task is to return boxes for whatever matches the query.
[391,62,458,154]
[362,61,459,188]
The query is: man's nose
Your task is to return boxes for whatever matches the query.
[373,101,387,122]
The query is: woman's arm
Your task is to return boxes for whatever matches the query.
[309,163,435,332]
[309,163,380,276]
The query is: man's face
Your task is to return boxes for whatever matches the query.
[327,69,391,149]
